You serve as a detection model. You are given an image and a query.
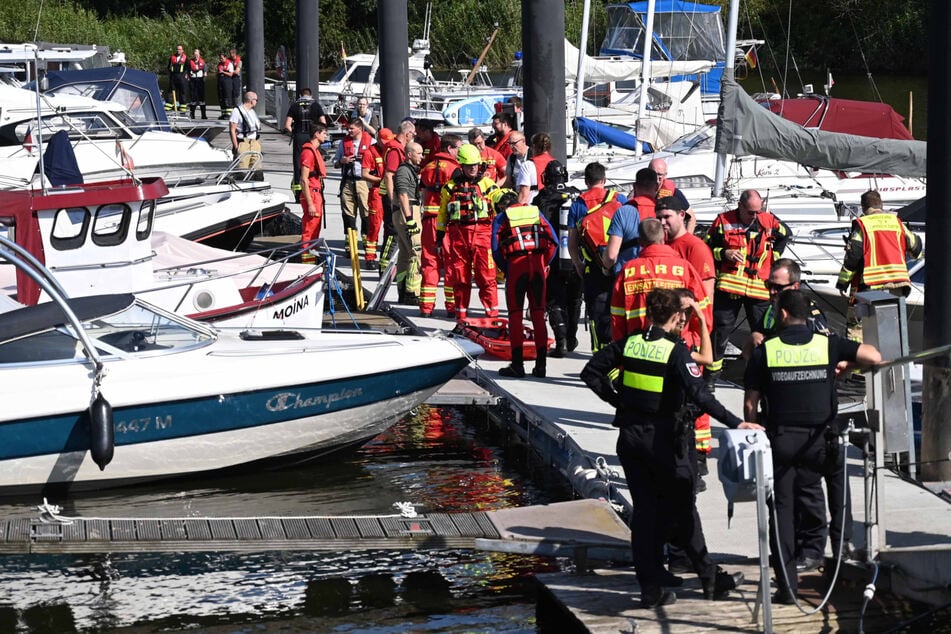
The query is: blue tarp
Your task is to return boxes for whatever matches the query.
[574,117,652,153]
[43,130,83,186]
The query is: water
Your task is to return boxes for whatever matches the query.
[0,405,570,633]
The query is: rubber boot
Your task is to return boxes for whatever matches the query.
[548,308,568,358]
[200,104,207,119]
[189,105,196,119]
[499,349,525,378]
[532,348,547,378]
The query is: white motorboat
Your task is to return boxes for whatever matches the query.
[0,178,321,331]
[0,232,479,493]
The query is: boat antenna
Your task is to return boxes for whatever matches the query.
[32,45,47,195]
[33,0,45,42]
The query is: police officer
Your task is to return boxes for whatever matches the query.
[582,288,756,608]
[743,289,881,604]
[284,88,328,194]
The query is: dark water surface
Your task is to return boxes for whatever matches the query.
[0,406,571,633]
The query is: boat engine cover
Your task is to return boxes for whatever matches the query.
[718,429,773,504]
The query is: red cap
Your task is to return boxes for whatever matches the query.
[379,128,395,142]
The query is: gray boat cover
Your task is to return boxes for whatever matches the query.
[714,77,926,177]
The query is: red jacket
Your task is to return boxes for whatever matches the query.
[419,151,459,216]
[705,209,790,300]
[610,243,711,341]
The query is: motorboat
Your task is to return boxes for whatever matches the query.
[0,178,320,331]
[0,232,480,493]
[0,84,233,188]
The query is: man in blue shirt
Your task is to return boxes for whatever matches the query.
[604,168,659,275]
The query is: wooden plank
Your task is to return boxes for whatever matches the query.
[136,520,162,541]
[234,519,262,540]
[85,520,110,541]
[283,518,311,539]
[473,512,501,539]
[330,518,359,538]
[160,519,187,540]
[110,520,136,542]
[32,523,62,542]
[208,519,237,540]
[450,513,485,537]
[63,520,84,542]
[354,517,385,538]
[7,519,29,543]
[425,514,461,537]
[257,518,285,540]
[306,518,334,538]
[184,520,212,540]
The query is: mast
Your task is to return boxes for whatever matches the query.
[712,0,741,196]
[634,0,656,159]
[571,0,592,156]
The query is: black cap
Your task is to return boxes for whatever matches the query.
[656,196,686,212]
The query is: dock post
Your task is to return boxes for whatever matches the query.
[754,447,773,633]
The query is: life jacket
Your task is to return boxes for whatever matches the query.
[630,194,657,220]
[657,178,677,199]
[169,54,187,74]
[763,333,835,426]
[498,204,552,257]
[301,143,325,190]
[188,58,205,77]
[576,188,623,262]
[365,144,385,185]
[620,331,676,414]
[445,177,493,224]
[380,140,406,196]
[707,209,787,300]
[340,132,373,180]
[530,153,555,191]
[479,146,502,182]
[419,151,458,216]
[854,213,912,287]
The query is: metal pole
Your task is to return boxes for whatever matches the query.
[522,0,567,162]
[571,0,591,156]
[712,0,740,196]
[922,0,951,482]
[755,448,773,633]
[296,0,320,101]
[634,0,655,159]
[378,0,410,128]
[245,0,265,116]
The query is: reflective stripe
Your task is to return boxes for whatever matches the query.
[623,372,663,392]
[764,335,829,368]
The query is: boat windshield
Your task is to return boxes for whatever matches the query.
[0,299,214,365]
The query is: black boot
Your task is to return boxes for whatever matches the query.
[189,105,196,119]
[548,308,568,358]
[200,104,207,119]
[640,587,677,609]
[532,349,546,378]
[499,349,525,378]
[702,567,744,600]
[549,338,567,358]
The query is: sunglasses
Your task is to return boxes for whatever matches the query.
[765,281,795,292]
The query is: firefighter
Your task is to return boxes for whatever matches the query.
[744,289,881,604]
[360,128,394,267]
[436,144,500,321]
[418,135,462,317]
[299,124,329,264]
[836,190,922,341]
[582,288,756,608]
[704,189,790,390]
[490,190,558,378]
[334,118,374,266]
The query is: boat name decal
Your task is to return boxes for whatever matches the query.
[115,415,173,434]
[266,387,363,412]
[272,295,309,320]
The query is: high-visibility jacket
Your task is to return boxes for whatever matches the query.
[576,188,623,263]
[837,211,921,290]
[493,204,557,260]
[620,332,677,414]
[419,151,459,216]
[437,176,499,231]
[610,243,712,341]
[705,209,790,300]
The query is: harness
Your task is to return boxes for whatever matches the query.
[577,190,622,262]
[446,179,490,224]
[498,205,550,257]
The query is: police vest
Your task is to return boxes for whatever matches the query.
[498,204,550,257]
[708,209,786,300]
[855,213,912,287]
[763,333,834,426]
[446,178,492,224]
[619,332,676,414]
[576,189,622,262]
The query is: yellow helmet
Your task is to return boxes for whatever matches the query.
[489,188,518,214]
[456,143,483,166]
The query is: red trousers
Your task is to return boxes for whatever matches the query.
[446,222,497,320]
[504,255,549,357]
[364,187,383,261]
[300,187,323,263]
[420,215,454,313]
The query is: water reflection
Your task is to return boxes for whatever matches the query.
[0,405,566,632]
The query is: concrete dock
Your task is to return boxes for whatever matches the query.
[229,111,950,631]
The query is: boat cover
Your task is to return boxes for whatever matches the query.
[43,130,83,187]
[575,117,652,152]
[764,94,914,140]
[714,77,927,177]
